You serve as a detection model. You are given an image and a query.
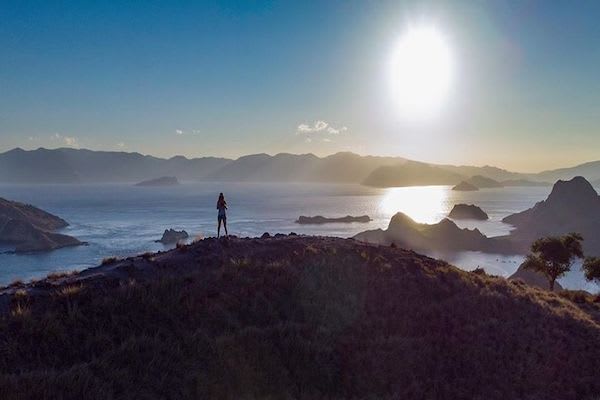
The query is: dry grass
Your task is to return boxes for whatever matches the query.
[47,270,78,281]
[176,241,188,252]
[0,238,599,399]
[7,279,24,288]
[101,256,118,265]
[56,284,83,297]
[9,303,30,318]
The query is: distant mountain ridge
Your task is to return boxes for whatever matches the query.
[1,147,600,185]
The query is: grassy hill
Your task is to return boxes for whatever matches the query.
[1,235,599,399]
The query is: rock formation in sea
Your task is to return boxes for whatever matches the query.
[295,215,371,224]
[135,176,180,187]
[501,179,551,187]
[448,204,489,220]
[0,197,82,252]
[156,229,189,244]
[353,212,515,254]
[452,181,479,191]
[503,176,600,255]
[467,175,503,188]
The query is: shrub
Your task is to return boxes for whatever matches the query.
[176,241,188,252]
[101,257,118,265]
[522,233,584,291]
[471,267,487,275]
[47,270,77,281]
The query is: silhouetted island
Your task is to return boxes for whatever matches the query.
[448,204,489,220]
[295,215,371,224]
[362,161,463,187]
[452,181,479,191]
[353,212,516,253]
[503,176,600,255]
[0,197,82,252]
[0,234,598,399]
[501,179,551,187]
[135,176,180,187]
[155,229,189,244]
[467,175,503,188]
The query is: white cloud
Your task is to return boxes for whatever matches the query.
[296,120,332,134]
[314,120,328,131]
[51,133,80,148]
[64,136,79,147]
[326,126,347,135]
[117,142,126,148]
[296,120,348,144]
[176,128,202,136]
[296,120,347,135]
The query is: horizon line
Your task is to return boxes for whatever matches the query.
[2,145,599,175]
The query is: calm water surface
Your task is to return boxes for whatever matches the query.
[0,182,597,291]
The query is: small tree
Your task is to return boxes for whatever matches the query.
[583,257,600,285]
[522,233,584,291]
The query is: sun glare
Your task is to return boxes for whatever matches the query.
[379,186,449,224]
[390,25,454,119]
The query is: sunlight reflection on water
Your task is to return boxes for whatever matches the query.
[379,185,449,224]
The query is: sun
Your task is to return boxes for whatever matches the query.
[390,25,454,119]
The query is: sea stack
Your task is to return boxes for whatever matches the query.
[448,204,489,220]
[0,197,83,252]
[452,181,479,191]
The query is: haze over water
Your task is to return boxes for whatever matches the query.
[1,182,597,291]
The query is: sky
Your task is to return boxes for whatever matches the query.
[1,0,600,172]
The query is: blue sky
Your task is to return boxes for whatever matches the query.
[1,0,600,171]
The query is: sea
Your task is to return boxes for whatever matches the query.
[0,182,598,291]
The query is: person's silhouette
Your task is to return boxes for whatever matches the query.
[216,192,228,238]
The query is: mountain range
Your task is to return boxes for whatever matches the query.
[2,147,600,186]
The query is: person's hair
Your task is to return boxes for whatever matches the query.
[218,193,225,203]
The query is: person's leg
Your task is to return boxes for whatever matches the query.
[217,218,221,238]
[223,218,228,236]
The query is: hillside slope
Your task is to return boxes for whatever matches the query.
[1,236,599,399]
[0,197,82,252]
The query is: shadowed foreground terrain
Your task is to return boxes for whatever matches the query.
[1,236,599,399]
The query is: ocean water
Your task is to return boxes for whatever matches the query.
[0,182,597,291]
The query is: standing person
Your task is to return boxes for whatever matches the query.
[216,192,228,238]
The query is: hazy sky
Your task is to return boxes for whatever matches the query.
[1,1,600,172]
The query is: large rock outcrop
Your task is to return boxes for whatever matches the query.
[0,197,82,252]
[503,176,600,255]
[467,175,503,188]
[296,215,371,224]
[155,229,189,244]
[354,212,515,253]
[448,204,489,220]
[452,181,479,191]
[135,176,180,187]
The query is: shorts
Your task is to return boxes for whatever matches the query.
[218,212,227,222]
